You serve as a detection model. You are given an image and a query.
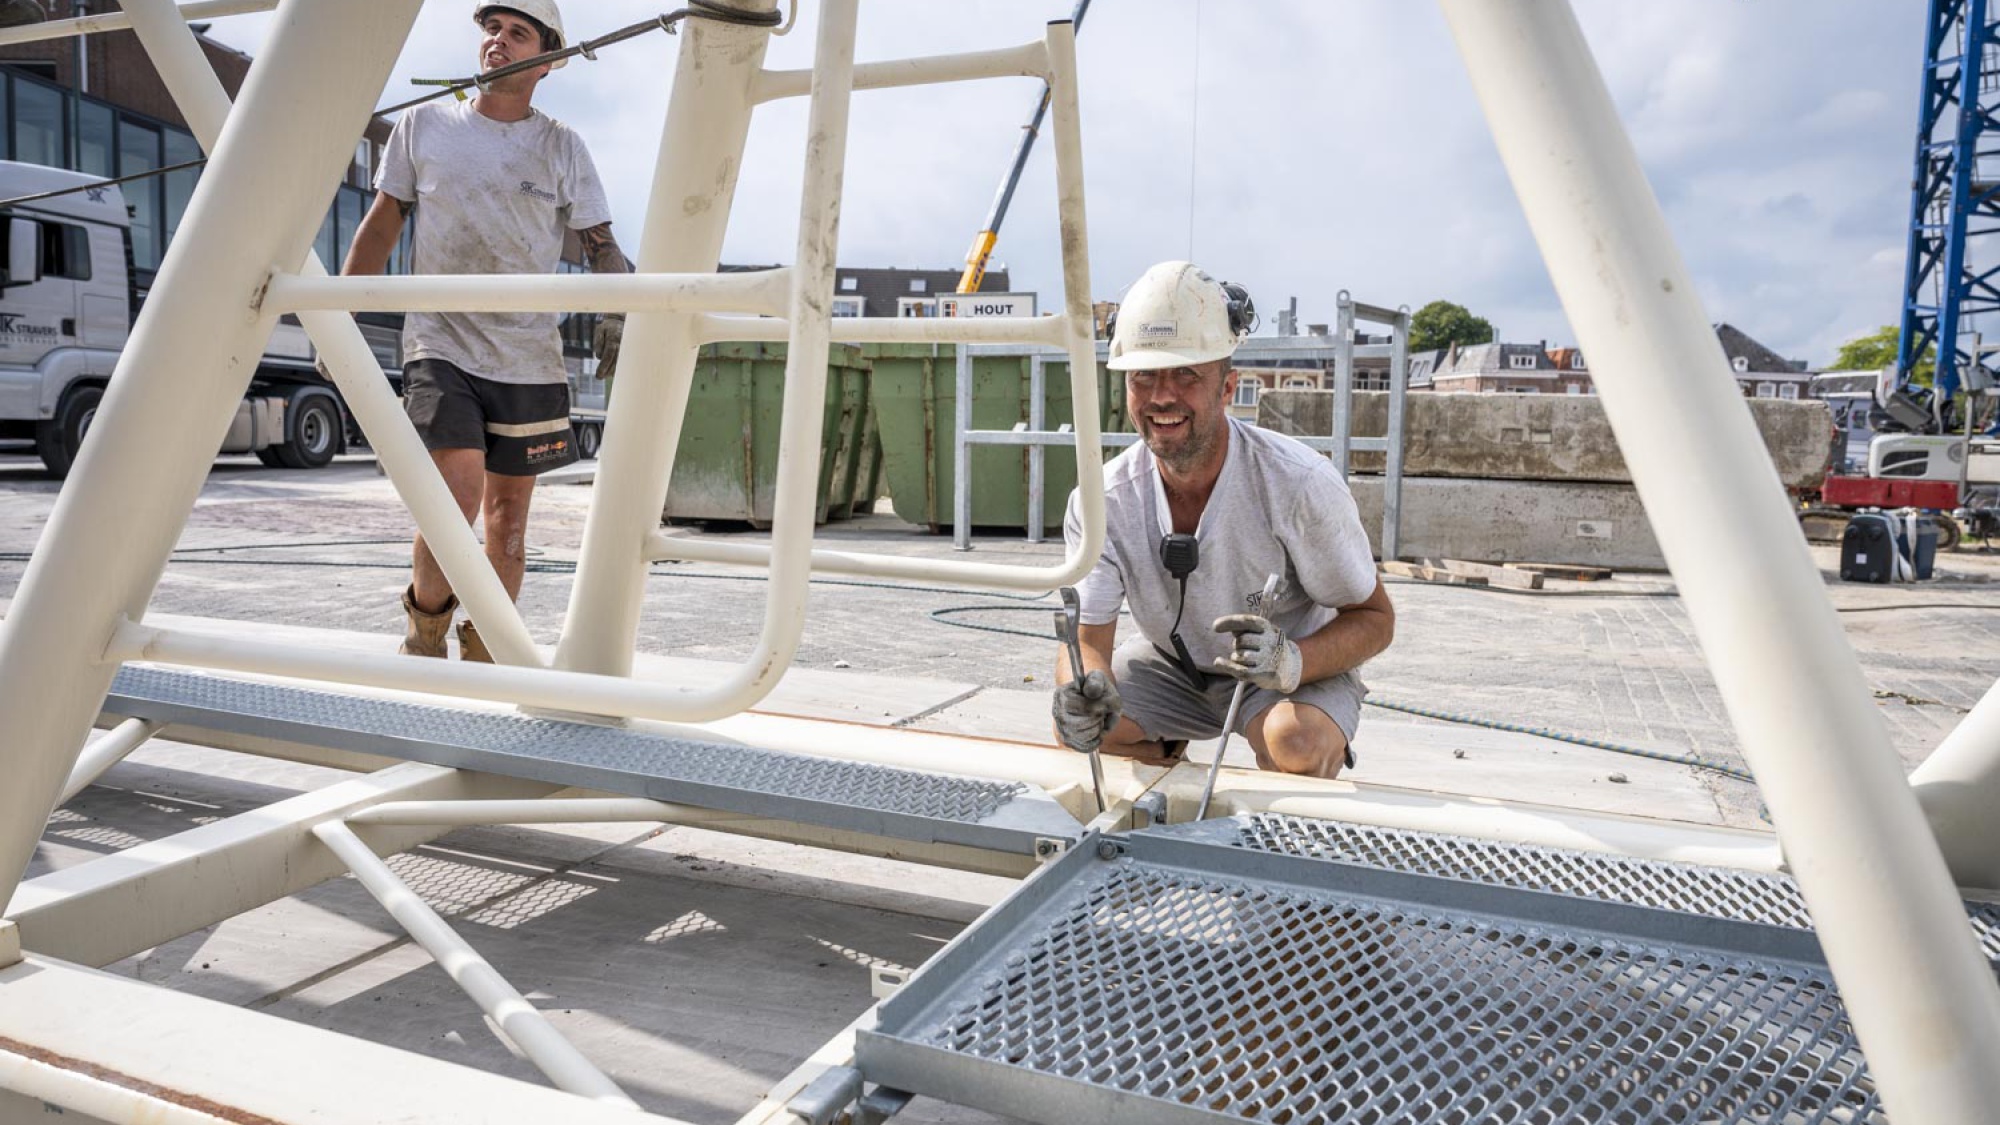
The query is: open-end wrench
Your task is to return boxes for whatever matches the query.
[1055,586,1108,814]
[1196,573,1283,820]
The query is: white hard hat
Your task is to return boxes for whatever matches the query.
[475,1,567,69]
[1107,261,1243,371]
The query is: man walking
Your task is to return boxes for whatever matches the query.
[1052,262,1395,777]
[341,0,629,661]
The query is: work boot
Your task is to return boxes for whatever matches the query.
[457,619,494,664]
[399,585,456,658]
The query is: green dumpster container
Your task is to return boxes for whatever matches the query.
[665,341,869,527]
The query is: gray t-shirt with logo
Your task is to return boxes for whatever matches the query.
[1064,418,1380,671]
[376,99,611,386]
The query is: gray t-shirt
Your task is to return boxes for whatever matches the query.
[1064,419,1379,671]
[376,99,611,385]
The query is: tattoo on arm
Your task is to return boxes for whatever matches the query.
[579,222,630,275]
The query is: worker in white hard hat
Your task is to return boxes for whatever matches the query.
[1051,262,1395,778]
[342,0,632,662]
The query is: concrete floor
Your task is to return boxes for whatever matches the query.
[6,450,2000,1121]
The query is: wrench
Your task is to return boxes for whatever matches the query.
[1195,573,1283,820]
[1055,586,1108,814]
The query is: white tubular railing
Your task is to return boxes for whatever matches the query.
[263,268,792,317]
[752,39,1048,102]
[58,719,163,805]
[695,313,1070,347]
[311,821,639,1109]
[0,0,275,47]
[0,0,421,910]
[122,0,541,668]
[1912,674,2000,891]
[1438,2,2000,1121]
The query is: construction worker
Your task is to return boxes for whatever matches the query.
[341,0,629,661]
[1052,262,1395,777]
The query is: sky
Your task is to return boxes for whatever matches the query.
[199,1,1918,367]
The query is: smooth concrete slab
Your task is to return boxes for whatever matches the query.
[1260,388,1832,488]
[1352,475,1667,568]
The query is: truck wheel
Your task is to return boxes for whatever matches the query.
[34,383,103,479]
[255,447,285,467]
[1934,514,1964,553]
[575,421,601,460]
[274,392,340,469]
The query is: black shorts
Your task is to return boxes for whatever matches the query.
[403,358,579,477]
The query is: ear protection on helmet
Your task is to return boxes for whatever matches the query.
[1219,281,1257,338]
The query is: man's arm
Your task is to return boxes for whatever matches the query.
[577,222,629,275]
[1292,578,1394,683]
[1057,621,1118,684]
[341,192,411,277]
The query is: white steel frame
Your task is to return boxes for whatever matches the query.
[0,1,1995,1124]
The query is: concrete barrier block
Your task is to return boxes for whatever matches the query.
[1350,476,1667,570]
[1260,390,1830,489]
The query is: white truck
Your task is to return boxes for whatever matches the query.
[0,161,396,477]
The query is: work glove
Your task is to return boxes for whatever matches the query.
[1052,669,1122,755]
[1213,614,1303,693]
[593,313,624,386]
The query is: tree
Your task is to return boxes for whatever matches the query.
[1833,324,1934,384]
[1408,300,1495,353]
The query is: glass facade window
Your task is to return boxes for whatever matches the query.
[77,101,113,178]
[335,186,362,269]
[119,119,161,269]
[163,129,200,243]
[13,78,64,168]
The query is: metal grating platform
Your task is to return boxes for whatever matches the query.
[1167,813,2000,966]
[102,665,1082,855]
[858,826,1887,1125]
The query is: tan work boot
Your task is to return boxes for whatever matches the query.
[457,619,494,664]
[400,585,456,658]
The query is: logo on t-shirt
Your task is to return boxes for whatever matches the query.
[518,180,557,203]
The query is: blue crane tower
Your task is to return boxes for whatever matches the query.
[1899,0,2000,431]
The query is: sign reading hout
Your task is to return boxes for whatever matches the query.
[937,292,1038,318]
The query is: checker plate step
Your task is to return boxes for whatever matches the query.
[104,665,1081,854]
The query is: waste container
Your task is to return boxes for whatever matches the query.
[869,344,1117,532]
[664,341,869,527]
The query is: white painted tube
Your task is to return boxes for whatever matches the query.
[0,0,275,47]
[0,1048,262,1125]
[58,719,162,805]
[0,0,421,911]
[1437,2,2000,1119]
[752,40,1048,102]
[1044,19,1107,571]
[1913,675,2000,891]
[311,821,638,1109]
[696,312,1069,347]
[347,798,733,828]
[119,0,540,669]
[643,529,1088,590]
[264,268,791,317]
[554,1,779,680]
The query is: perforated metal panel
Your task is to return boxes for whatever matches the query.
[103,665,1081,853]
[1168,814,2000,967]
[860,831,1883,1125]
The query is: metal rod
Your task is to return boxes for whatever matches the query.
[311,820,638,1108]
[1332,292,1355,480]
[1383,306,1410,561]
[1026,353,1047,543]
[643,526,1103,588]
[0,0,273,47]
[1195,574,1281,820]
[264,268,791,315]
[1041,19,1107,572]
[697,311,1069,346]
[118,0,539,668]
[953,344,974,551]
[1439,2,2000,1118]
[57,718,162,805]
[0,0,421,908]
[1912,674,2000,890]
[554,0,779,680]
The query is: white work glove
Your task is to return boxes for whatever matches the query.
[1213,614,1303,693]
[1051,669,1122,754]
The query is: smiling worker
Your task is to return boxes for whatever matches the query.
[1051,261,1394,777]
[342,1,629,662]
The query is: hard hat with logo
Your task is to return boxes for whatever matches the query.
[474,1,567,69]
[1106,261,1253,371]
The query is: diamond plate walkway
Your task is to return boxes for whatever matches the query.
[857,813,2000,1125]
[102,665,1083,856]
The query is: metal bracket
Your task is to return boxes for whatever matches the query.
[855,1085,913,1125]
[1033,837,1068,865]
[785,1064,863,1125]
[0,920,18,969]
[869,965,910,1001]
[1131,791,1167,829]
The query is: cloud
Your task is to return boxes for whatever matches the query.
[199,0,1922,367]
